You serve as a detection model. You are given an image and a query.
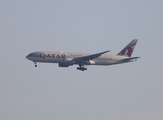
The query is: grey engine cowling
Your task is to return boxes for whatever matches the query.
[58,58,75,67]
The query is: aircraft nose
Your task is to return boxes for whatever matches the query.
[26,55,30,59]
[26,53,35,60]
[26,53,33,60]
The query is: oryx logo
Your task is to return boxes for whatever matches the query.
[123,41,137,57]
[124,49,128,56]
[119,40,137,57]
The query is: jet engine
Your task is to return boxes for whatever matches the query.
[58,63,70,67]
[58,58,74,67]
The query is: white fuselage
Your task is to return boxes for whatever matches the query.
[26,51,136,66]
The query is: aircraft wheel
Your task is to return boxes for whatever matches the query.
[77,67,87,71]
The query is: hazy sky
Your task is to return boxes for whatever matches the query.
[0,0,163,120]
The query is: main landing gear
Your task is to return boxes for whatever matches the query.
[77,65,87,71]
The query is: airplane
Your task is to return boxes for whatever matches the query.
[26,39,139,71]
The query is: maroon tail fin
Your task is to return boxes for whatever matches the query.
[117,39,138,57]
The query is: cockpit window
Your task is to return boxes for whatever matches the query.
[29,53,33,56]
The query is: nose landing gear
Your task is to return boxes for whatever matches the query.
[34,62,37,67]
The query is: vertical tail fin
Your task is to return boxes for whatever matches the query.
[117,39,138,57]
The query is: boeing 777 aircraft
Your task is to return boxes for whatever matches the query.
[26,39,139,71]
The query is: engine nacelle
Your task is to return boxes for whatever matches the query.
[58,63,69,67]
[58,58,74,67]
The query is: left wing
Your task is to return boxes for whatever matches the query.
[73,50,110,62]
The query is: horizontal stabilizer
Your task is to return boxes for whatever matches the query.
[121,57,140,61]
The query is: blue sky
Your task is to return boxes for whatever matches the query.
[0,0,163,120]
